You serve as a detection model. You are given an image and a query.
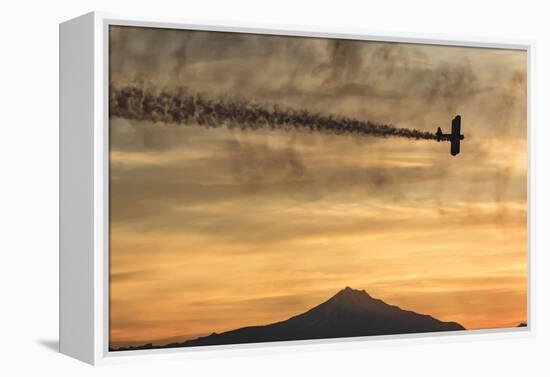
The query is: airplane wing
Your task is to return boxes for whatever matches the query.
[451,138,460,155]
[450,115,461,156]
[452,115,461,136]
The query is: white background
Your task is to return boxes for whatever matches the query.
[0,0,548,375]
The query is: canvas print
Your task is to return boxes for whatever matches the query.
[108,25,527,351]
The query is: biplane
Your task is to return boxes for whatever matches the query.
[436,115,464,156]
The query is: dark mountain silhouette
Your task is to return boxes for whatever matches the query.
[111,287,464,351]
[518,323,527,327]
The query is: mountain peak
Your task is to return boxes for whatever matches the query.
[340,286,364,294]
[112,286,465,351]
[332,286,373,301]
[177,286,464,348]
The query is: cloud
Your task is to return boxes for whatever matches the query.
[110,26,526,138]
[107,26,528,346]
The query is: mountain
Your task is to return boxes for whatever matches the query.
[151,287,464,349]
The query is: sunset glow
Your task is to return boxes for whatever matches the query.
[108,26,527,348]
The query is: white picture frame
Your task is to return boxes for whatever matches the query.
[59,11,536,365]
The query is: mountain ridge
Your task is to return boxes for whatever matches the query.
[111,287,465,351]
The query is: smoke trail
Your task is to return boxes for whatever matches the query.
[109,85,437,140]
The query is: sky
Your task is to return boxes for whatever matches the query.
[108,25,527,348]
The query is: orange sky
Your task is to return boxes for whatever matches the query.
[108,26,527,348]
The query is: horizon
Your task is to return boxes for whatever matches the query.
[109,285,525,349]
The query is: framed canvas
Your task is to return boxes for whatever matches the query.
[59,12,535,365]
